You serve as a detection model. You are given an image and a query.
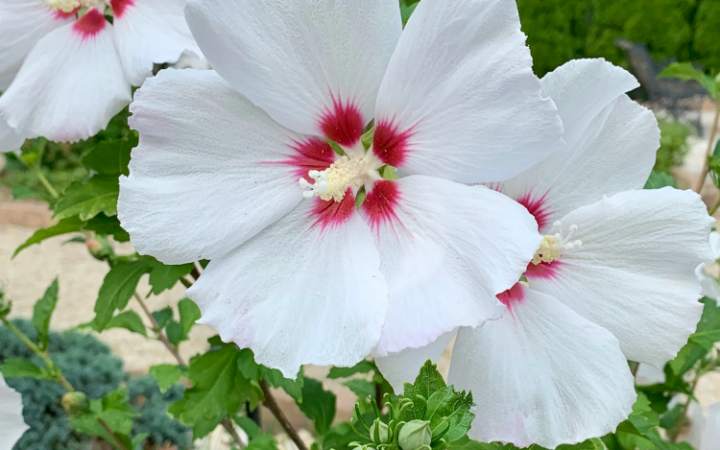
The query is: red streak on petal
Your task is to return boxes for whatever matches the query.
[497,283,525,309]
[53,7,79,19]
[310,191,356,231]
[266,137,335,182]
[516,190,553,231]
[525,260,563,281]
[372,119,414,168]
[110,0,135,18]
[362,180,402,233]
[72,8,106,39]
[319,94,365,147]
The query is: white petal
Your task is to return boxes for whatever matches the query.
[0,374,29,450]
[173,50,210,70]
[529,188,714,366]
[710,232,720,259]
[0,9,132,142]
[497,59,659,232]
[119,69,327,265]
[448,285,635,449]
[684,401,705,450]
[696,264,720,306]
[361,177,541,355]
[0,0,73,90]
[111,0,201,86]
[374,330,456,393]
[0,117,24,153]
[372,0,562,183]
[634,363,666,386]
[701,402,720,450]
[185,0,401,142]
[187,198,387,377]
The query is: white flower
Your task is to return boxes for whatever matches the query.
[685,401,720,450]
[0,0,201,143]
[0,373,29,450]
[0,117,23,154]
[696,232,720,305]
[118,0,565,377]
[635,363,666,387]
[376,59,714,449]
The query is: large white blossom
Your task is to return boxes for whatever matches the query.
[0,373,28,450]
[376,58,714,449]
[118,0,565,376]
[0,0,200,143]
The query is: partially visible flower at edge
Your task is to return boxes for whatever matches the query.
[684,401,720,450]
[0,373,29,450]
[696,231,720,305]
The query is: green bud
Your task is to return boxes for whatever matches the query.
[398,420,432,450]
[370,419,389,444]
[61,391,90,416]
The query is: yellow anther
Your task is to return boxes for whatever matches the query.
[300,156,375,202]
[532,235,561,265]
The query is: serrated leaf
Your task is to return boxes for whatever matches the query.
[404,360,447,401]
[264,366,304,402]
[166,320,184,346]
[688,329,720,350]
[93,258,153,329]
[0,358,48,379]
[152,307,173,330]
[327,360,375,379]
[13,216,85,257]
[147,259,193,295]
[105,310,147,337]
[296,377,336,434]
[168,337,256,439]
[32,278,59,349]
[70,389,137,447]
[83,214,130,242]
[178,298,201,337]
[343,379,375,399]
[82,136,136,175]
[425,387,475,442]
[149,364,184,393]
[53,175,119,221]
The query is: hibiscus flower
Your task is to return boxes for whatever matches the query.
[696,231,720,305]
[0,118,22,153]
[376,58,714,448]
[0,373,28,450]
[118,0,564,376]
[0,0,200,143]
[685,401,720,450]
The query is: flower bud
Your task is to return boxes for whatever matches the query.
[85,239,102,252]
[398,420,432,450]
[370,419,389,444]
[62,391,90,416]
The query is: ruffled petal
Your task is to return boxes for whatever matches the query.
[0,9,131,142]
[448,285,635,449]
[701,402,720,450]
[497,59,659,232]
[374,330,456,393]
[187,198,387,377]
[361,176,541,355]
[119,69,328,264]
[185,0,401,143]
[529,188,714,366]
[0,374,29,450]
[0,117,23,153]
[110,0,201,86]
[0,0,73,90]
[372,0,562,183]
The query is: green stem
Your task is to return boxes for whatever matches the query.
[98,419,130,450]
[31,167,60,200]
[709,197,720,215]
[1,318,74,391]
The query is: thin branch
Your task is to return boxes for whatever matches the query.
[630,361,640,377]
[695,101,720,193]
[132,292,246,448]
[98,419,130,450]
[260,379,308,450]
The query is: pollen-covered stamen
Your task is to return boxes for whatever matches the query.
[532,221,582,265]
[299,155,380,202]
[45,0,103,12]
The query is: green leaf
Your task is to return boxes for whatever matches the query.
[644,171,678,189]
[70,389,137,447]
[246,433,280,450]
[53,175,119,221]
[327,360,376,379]
[93,258,153,330]
[343,379,375,399]
[404,360,447,402]
[658,62,718,98]
[168,337,257,439]
[149,364,184,393]
[105,311,147,337]
[178,298,201,337]
[147,259,193,295]
[236,348,304,401]
[424,387,475,442]
[0,358,48,379]
[12,185,50,202]
[13,216,85,257]
[296,377,336,434]
[689,329,720,350]
[32,278,59,349]
[166,320,184,347]
[82,136,136,175]
[152,307,173,330]
[234,416,263,441]
[84,214,130,242]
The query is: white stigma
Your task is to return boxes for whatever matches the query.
[532,221,583,265]
[299,155,378,202]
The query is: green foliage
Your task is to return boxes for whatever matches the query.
[659,62,718,97]
[105,311,148,337]
[654,121,692,176]
[298,378,337,434]
[53,175,120,221]
[149,364,185,393]
[644,171,678,189]
[32,279,59,350]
